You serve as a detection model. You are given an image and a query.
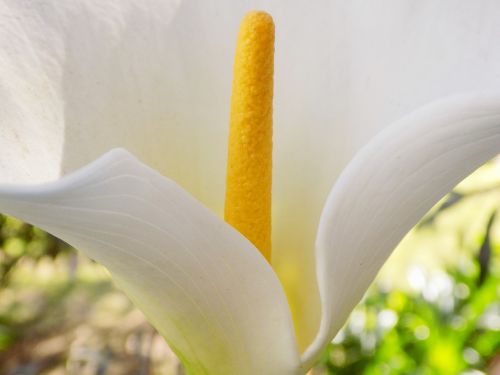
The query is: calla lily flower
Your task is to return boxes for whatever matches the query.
[1,1,500,374]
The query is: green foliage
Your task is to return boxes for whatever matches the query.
[317,264,500,374]
[0,216,72,357]
[315,206,500,374]
[0,216,71,287]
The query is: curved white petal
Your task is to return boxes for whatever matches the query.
[271,0,500,351]
[303,92,500,366]
[0,149,302,375]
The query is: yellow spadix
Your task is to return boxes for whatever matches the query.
[224,11,275,262]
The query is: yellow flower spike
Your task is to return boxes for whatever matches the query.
[225,11,275,262]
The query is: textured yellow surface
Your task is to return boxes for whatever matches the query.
[225,11,275,262]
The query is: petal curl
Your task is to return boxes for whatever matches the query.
[0,149,302,375]
[304,92,500,366]
[270,1,500,350]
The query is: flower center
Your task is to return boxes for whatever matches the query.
[224,11,275,262]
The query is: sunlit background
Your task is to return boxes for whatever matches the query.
[1,158,500,375]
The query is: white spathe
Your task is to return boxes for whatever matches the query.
[1,0,500,374]
[0,94,499,374]
[0,149,301,374]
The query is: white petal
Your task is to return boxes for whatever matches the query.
[303,92,500,366]
[271,0,500,351]
[0,0,230,206]
[0,149,302,375]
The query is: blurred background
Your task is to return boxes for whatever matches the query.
[1,159,499,375]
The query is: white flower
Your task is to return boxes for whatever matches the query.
[1,1,500,374]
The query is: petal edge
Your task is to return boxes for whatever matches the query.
[0,148,302,375]
[304,92,500,366]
